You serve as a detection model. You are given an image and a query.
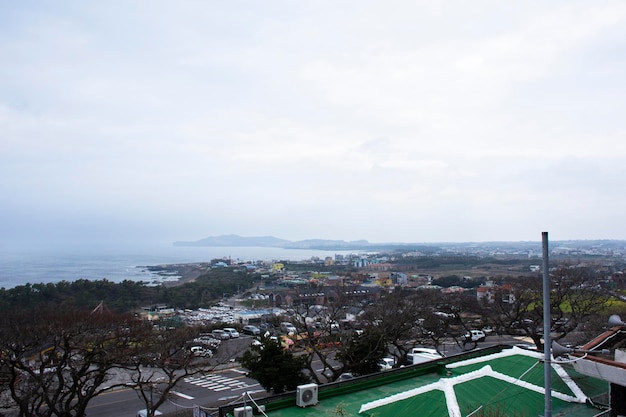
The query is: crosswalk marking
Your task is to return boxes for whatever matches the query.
[184,373,259,393]
[197,381,219,388]
[231,383,260,391]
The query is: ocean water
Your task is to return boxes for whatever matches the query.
[0,242,354,289]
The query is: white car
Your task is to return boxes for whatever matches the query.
[378,357,395,371]
[190,346,212,357]
[211,329,231,340]
[464,330,486,342]
[223,328,240,338]
[406,348,444,365]
[243,325,261,335]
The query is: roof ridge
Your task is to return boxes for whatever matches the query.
[360,350,590,416]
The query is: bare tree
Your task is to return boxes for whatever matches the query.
[0,306,136,417]
[488,267,611,350]
[359,286,486,363]
[114,324,213,417]
[0,304,233,417]
[280,284,366,383]
[362,289,425,365]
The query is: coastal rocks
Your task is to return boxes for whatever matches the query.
[142,263,211,286]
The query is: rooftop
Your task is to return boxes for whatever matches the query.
[571,326,626,387]
[222,345,609,417]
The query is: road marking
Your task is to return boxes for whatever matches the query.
[224,380,243,386]
[218,395,240,401]
[232,383,260,391]
[170,390,195,400]
[184,374,258,392]
[197,381,218,388]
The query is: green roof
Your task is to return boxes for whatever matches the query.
[227,346,609,417]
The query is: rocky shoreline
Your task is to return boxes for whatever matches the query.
[143,262,212,287]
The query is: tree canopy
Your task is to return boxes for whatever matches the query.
[0,266,258,313]
[239,336,310,394]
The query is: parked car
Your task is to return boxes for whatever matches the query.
[464,330,486,342]
[338,372,354,381]
[259,322,275,334]
[280,322,297,334]
[211,329,231,340]
[223,328,240,338]
[190,346,212,357]
[242,325,261,335]
[192,334,221,351]
[206,334,222,345]
[378,357,395,371]
[406,348,444,365]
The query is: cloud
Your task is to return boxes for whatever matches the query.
[1,1,626,244]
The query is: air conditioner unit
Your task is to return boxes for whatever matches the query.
[233,406,252,417]
[296,383,318,407]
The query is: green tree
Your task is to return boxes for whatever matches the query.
[336,327,386,376]
[240,336,309,394]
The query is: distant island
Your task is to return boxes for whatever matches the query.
[173,234,626,252]
[173,234,373,250]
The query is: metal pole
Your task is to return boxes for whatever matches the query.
[542,232,552,417]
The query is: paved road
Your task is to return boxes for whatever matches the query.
[86,367,266,417]
[86,335,266,417]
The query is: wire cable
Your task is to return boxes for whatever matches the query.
[244,391,269,417]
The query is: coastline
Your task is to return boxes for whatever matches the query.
[144,262,212,287]
[1,246,351,289]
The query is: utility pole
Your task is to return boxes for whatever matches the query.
[542,232,552,417]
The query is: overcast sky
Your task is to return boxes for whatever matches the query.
[1,1,626,246]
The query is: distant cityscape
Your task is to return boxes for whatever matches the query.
[174,234,626,258]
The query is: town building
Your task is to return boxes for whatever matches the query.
[476,281,515,304]
[567,315,626,416]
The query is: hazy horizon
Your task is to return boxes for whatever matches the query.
[2,2,626,246]
[3,231,620,248]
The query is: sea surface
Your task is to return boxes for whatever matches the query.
[0,242,355,289]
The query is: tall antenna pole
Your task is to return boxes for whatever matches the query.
[542,232,552,417]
